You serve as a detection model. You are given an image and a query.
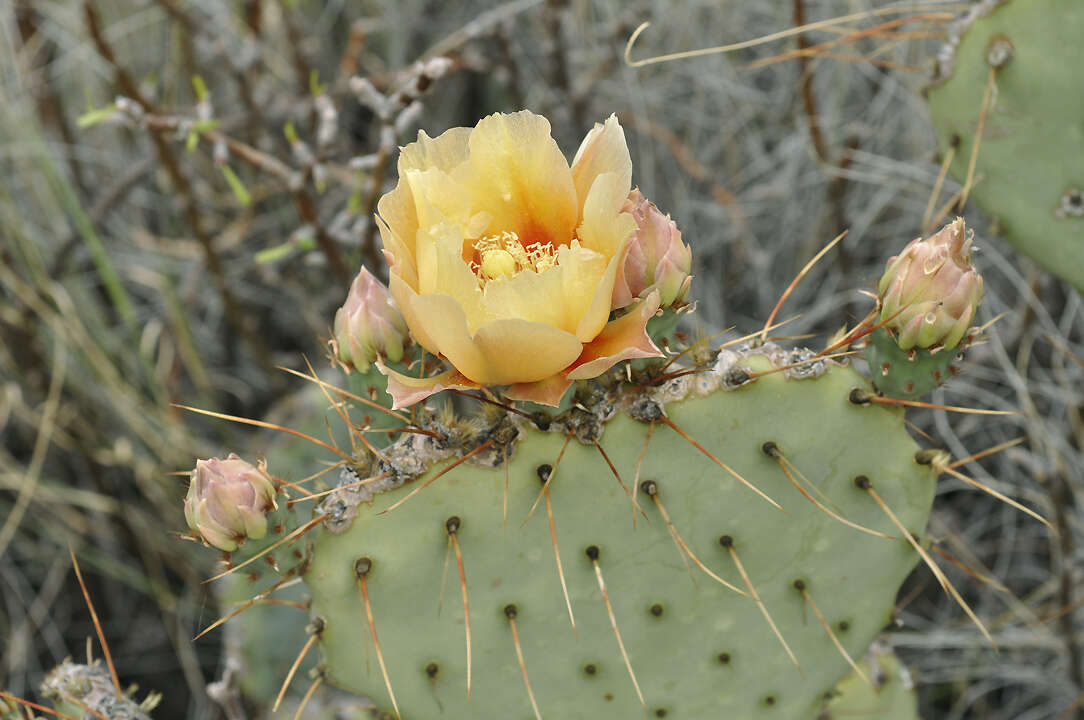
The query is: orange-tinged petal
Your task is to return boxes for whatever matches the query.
[566,292,662,380]
[377,363,479,409]
[505,374,575,407]
[571,114,632,220]
[466,111,577,248]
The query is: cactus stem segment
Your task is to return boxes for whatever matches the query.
[272,618,321,712]
[504,604,542,720]
[858,482,995,648]
[355,561,401,719]
[660,416,786,513]
[205,513,330,584]
[766,446,892,540]
[380,439,495,515]
[645,480,748,597]
[797,583,872,688]
[719,535,801,672]
[587,545,647,710]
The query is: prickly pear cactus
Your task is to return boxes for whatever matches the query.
[820,643,920,720]
[926,0,1084,289]
[302,348,935,719]
[181,110,1006,720]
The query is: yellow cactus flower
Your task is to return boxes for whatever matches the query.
[376,111,662,407]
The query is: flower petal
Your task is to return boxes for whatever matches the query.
[566,292,662,380]
[399,127,472,173]
[505,374,575,407]
[577,171,637,260]
[466,111,578,248]
[571,114,632,221]
[407,293,582,386]
[480,241,607,336]
[377,363,479,409]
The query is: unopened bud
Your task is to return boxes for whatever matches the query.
[332,267,409,373]
[184,454,277,552]
[878,217,983,351]
[612,189,692,310]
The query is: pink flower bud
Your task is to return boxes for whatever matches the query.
[184,454,277,552]
[878,217,983,351]
[333,267,409,373]
[612,189,692,310]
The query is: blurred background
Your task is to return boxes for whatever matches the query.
[1,1,1081,718]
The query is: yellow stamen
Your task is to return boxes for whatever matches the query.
[472,231,559,284]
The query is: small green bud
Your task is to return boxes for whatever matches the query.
[332,267,409,373]
[612,189,693,310]
[878,217,983,351]
[184,454,277,552]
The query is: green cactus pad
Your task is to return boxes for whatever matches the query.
[926,0,1084,289]
[302,351,935,719]
[864,327,960,399]
[821,644,921,720]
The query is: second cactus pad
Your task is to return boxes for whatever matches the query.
[926,0,1084,289]
[304,348,935,718]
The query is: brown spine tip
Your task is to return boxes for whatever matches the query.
[585,545,600,561]
[761,441,781,458]
[354,556,373,578]
[503,603,518,619]
[640,479,658,496]
[718,534,734,548]
[445,516,461,534]
[536,464,553,484]
[853,475,872,490]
